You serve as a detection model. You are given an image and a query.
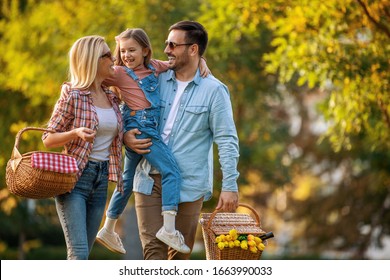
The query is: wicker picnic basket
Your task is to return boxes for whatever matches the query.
[199,203,268,260]
[5,127,78,199]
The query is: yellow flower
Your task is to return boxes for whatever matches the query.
[217,242,225,250]
[240,240,248,250]
[229,228,237,235]
[254,237,262,244]
[228,241,235,248]
[257,243,265,251]
[215,236,222,243]
[249,246,258,254]
[234,240,241,247]
[247,240,256,247]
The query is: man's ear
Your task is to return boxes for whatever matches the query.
[189,44,199,57]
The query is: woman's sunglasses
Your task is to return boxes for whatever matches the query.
[100,51,113,59]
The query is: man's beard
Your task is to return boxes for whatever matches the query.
[168,53,190,72]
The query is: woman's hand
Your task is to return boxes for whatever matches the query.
[123,128,152,154]
[75,127,96,143]
[43,127,96,148]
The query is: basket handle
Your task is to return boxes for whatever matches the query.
[13,127,56,151]
[205,203,261,230]
[10,127,63,171]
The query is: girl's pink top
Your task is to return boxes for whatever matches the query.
[104,59,168,110]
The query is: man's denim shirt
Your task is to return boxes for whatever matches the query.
[134,69,239,203]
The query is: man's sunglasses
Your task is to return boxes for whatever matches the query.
[165,40,194,50]
[100,51,113,59]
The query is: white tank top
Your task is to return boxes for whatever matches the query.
[89,107,118,162]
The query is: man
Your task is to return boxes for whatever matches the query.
[125,20,240,260]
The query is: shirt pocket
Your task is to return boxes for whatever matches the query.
[181,106,209,133]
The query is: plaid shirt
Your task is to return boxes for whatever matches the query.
[42,83,123,187]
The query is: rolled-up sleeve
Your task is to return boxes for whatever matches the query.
[42,84,75,140]
[209,84,240,192]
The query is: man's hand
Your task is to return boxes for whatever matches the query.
[215,191,239,212]
[123,128,152,154]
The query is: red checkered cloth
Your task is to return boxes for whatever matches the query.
[31,152,79,174]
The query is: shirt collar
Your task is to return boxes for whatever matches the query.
[166,69,202,85]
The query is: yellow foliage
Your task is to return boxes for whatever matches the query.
[0,189,18,215]
[292,174,321,201]
[22,239,42,253]
[0,241,7,253]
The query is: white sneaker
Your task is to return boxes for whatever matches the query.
[156,227,191,254]
[96,227,126,254]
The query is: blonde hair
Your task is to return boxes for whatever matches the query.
[68,35,107,89]
[114,28,152,67]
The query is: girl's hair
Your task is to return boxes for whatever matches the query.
[69,35,107,89]
[114,28,152,67]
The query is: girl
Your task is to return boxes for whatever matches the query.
[97,28,209,255]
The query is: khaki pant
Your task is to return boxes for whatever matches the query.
[134,174,204,260]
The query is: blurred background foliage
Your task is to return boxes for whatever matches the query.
[0,0,389,259]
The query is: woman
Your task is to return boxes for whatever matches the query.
[42,35,123,260]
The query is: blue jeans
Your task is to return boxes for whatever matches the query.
[55,161,109,260]
[106,105,181,219]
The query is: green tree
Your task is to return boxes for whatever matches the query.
[198,0,390,259]
[263,0,389,152]
[260,0,390,258]
[1,0,389,259]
